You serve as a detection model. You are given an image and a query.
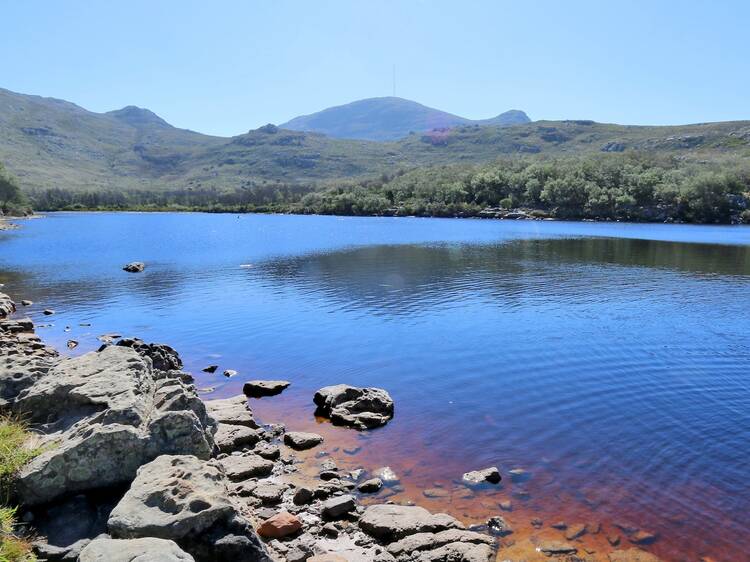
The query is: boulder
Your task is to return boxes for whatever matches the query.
[79,537,195,561]
[12,346,215,505]
[116,338,183,372]
[313,384,394,429]
[214,424,260,453]
[461,467,501,486]
[284,431,323,450]
[359,504,462,542]
[108,455,270,562]
[204,395,258,428]
[257,511,302,539]
[243,380,291,398]
[0,292,15,318]
[123,262,145,273]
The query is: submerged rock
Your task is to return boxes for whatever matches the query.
[122,262,145,273]
[386,528,493,560]
[608,549,664,562]
[284,431,323,450]
[243,380,291,398]
[313,384,394,429]
[108,455,270,562]
[79,537,195,561]
[12,346,215,505]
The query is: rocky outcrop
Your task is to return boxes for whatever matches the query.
[313,384,394,429]
[12,346,215,505]
[0,292,15,318]
[108,455,270,562]
[79,536,196,561]
[115,338,183,372]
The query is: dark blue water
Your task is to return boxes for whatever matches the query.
[1,213,749,560]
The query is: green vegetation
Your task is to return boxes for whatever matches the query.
[0,418,38,562]
[0,165,29,218]
[28,153,750,224]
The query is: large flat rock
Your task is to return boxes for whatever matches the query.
[79,537,195,561]
[108,455,270,562]
[359,504,462,542]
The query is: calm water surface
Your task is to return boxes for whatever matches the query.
[1,213,749,561]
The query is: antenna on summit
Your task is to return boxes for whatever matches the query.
[392,64,396,97]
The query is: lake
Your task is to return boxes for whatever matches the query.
[1,212,749,561]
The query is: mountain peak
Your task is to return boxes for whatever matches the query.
[106,105,171,128]
[280,97,530,141]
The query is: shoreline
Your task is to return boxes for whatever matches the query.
[0,291,672,562]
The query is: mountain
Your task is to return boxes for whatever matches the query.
[0,87,748,194]
[280,97,531,141]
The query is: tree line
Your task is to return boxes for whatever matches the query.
[18,153,750,224]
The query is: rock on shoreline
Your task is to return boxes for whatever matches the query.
[313,384,394,429]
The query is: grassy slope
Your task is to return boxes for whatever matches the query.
[1,87,750,194]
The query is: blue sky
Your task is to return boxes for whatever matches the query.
[2,1,748,136]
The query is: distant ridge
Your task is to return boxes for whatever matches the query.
[106,105,172,128]
[280,97,531,141]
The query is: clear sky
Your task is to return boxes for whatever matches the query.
[2,0,748,136]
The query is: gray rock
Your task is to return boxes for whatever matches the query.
[243,380,291,398]
[461,466,501,486]
[322,495,356,519]
[108,455,270,562]
[293,486,315,505]
[123,262,145,273]
[204,395,258,428]
[12,346,215,505]
[0,292,16,318]
[313,384,394,429]
[284,431,323,450]
[416,541,493,562]
[79,537,195,561]
[252,482,286,505]
[486,515,513,536]
[373,466,400,485]
[359,505,462,542]
[214,424,260,453]
[358,478,383,494]
[115,338,183,372]
[220,454,274,480]
[386,528,493,558]
[253,441,280,460]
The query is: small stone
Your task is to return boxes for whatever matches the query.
[293,487,315,505]
[462,466,501,486]
[257,511,302,538]
[422,488,450,499]
[21,300,32,306]
[253,482,286,505]
[629,530,658,544]
[349,469,366,481]
[253,442,281,460]
[67,340,79,349]
[531,517,543,528]
[499,500,512,511]
[322,522,339,536]
[551,521,568,530]
[607,534,621,546]
[202,365,218,373]
[284,431,323,450]
[565,523,587,540]
[322,495,356,519]
[319,470,339,481]
[487,515,513,536]
[43,309,55,315]
[223,369,238,377]
[537,541,577,555]
[358,478,383,494]
[123,262,145,273]
[508,468,530,482]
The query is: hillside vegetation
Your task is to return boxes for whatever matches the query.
[2,87,750,223]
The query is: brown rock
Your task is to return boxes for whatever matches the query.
[257,511,302,539]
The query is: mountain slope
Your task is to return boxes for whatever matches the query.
[280,97,531,141]
[0,87,749,194]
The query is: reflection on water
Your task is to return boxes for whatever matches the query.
[1,213,749,561]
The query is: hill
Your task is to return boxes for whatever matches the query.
[280,97,530,141]
[0,87,749,197]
